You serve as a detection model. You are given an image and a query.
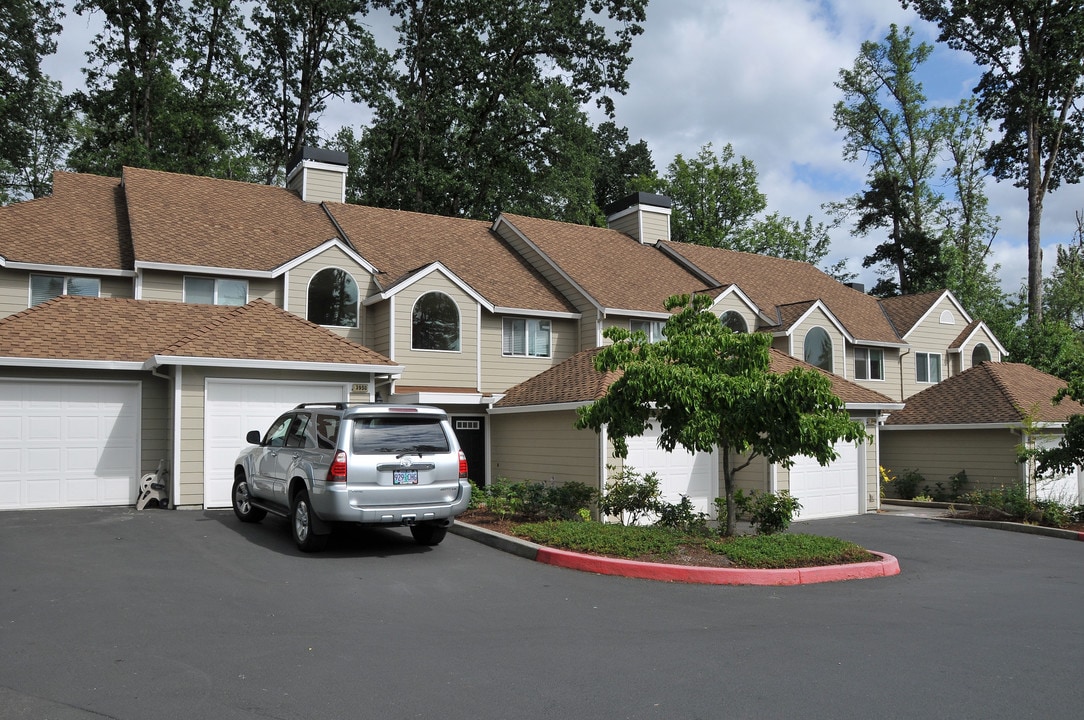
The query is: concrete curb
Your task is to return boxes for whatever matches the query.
[936,516,1084,541]
[451,520,900,586]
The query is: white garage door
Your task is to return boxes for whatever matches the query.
[788,441,861,520]
[1035,436,1082,505]
[203,379,348,508]
[624,429,716,518]
[0,380,140,509]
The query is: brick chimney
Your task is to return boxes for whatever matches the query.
[286,146,348,203]
[604,192,672,244]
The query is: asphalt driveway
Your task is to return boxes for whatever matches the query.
[1,507,1081,720]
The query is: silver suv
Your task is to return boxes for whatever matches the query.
[232,403,471,552]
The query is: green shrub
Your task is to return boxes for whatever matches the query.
[474,478,597,521]
[516,521,683,558]
[599,466,662,525]
[893,469,925,500]
[964,483,1032,519]
[655,495,710,535]
[721,533,877,569]
[733,489,802,535]
[544,481,598,521]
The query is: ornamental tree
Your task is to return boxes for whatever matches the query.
[575,294,868,536]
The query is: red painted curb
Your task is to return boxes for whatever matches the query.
[534,546,900,585]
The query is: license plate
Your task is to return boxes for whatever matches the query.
[393,469,419,485]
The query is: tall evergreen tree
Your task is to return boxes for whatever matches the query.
[904,0,1084,322]
[831,24,947,296]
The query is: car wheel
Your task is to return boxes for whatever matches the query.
[232,472,266,523]
[410,523,447,546]
[291,489,328,552]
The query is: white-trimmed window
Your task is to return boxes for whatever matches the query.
[412,292,461,351]
[972,343,991,366]
[184,276,248,306]
[503,318,551,357]
[804,327,833,372]
[720,311,748,333]
[30,274,100,306]
[630,319,666,343]
[854,347,884,381]
[916,352,942,383]
[307,268,359,327]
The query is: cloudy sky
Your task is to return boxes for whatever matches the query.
[45,0,1081,293]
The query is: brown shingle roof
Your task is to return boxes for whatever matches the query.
[0,172,132,269]
[325,204,576,313]
[885,362,1084,426]
[499,214,708,312]
[122,167,341,272]
[0,296,397,368]
[494,346,896,408]
[879,290,946,337]
[661,242,901,343]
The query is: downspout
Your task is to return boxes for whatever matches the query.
[898,348,910,401]
[150,363,178,509]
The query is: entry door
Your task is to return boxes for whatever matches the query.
[452,416,485,486]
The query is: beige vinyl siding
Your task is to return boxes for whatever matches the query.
[0,270,133,318]
[176,366,365,506]
[369,301,391,357]
[480,314,577,394]
[711,295,757,332]
[285,246,378,349]
[880,427,1021,496]
[580,309,601,349]
[139,270,280,305]
[900,297,964,398]
[727,452,771,496]
[792,308,844,375]
[959,326,1003,373]
[288,166,344,203]
[394,274,478,389]
[490,411,601,488]
[606,208,669,244]
[847,345,903,402]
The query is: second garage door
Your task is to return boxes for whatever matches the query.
[787,441,862,520]
[0,379,141,509]
[203,380,348,508]
[624,429,717,518]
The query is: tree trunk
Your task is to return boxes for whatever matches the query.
[1027,116,1044,323]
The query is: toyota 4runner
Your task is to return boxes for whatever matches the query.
[232,403,472,552]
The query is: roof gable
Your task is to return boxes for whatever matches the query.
[660,242,902,345]
[880,290,969,339]
[885,362,1084,426]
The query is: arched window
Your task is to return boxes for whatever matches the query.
[720,311,748,333]
[307,268,358,327]
[972,343,991,366]
[412,292,460,351]
[804,327,833,372]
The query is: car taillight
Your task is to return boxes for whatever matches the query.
[458,450,468,479]
[327,450,348,483]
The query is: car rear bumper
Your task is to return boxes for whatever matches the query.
[317,480,471,525]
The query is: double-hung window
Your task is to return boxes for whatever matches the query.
[30,274,101,306]
[503,318,551,357]
[630,320,666,343]
[916,352,942,383]
[184,276,248,306]
[854,347,884,381]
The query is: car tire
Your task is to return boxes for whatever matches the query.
[291,489,328,553]
[232,472,266,523]
[410,523,447,546]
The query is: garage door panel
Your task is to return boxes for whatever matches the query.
[0,380,141,510]
[624,430,716,518]
[789,441,860,520]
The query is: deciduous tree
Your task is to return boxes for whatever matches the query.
[576,294,868,536]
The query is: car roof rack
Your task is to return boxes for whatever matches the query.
[294,402,348,410]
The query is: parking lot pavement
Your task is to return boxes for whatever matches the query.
[2,507,1082,720]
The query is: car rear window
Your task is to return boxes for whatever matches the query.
[350,416,451,454]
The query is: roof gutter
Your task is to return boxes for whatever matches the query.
[145,356,405,375]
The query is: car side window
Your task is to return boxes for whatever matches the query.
[285,414,313,449]
[315,414,340,449]
[264,415,294,447]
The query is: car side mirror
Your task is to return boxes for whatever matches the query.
[246,430,263,445]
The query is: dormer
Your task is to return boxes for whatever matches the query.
[605,192,671,244]
[286,146,348,204]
